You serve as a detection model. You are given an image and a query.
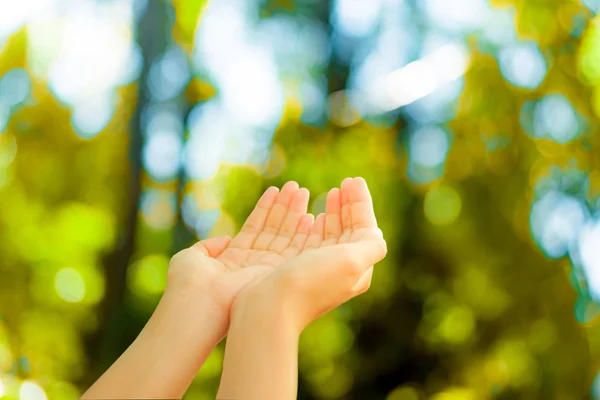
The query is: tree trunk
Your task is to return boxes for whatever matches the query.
[83,0,172,384]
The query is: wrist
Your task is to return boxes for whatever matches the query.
[231,288,302,338]
[219,291,301,400]
[143,286,229,358]
[84,291,228,400]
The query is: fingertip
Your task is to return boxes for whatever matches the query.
[291,187,310,204]
[353,177,369,189]
[308,213,324,235]
[347,176,374,205]
[282,181,300,191]
[297,213,315,233]
[288,188,310,213]
[275,182,300,206]
[326,187,341,204]
[297,187,310,198]
[257,186,279,206]
[300,213,314,224]
[262,186,280,199]
[315,212,326,226]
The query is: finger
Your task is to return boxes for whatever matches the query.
[340,178,353,243]
[303,213,325,250]
[281,213,314,259]
[229,186,279,249]
[252,181,300,250]
[348,177,377,230]
[192,236,232,257]
[297,242,380,322]
[323,188,343,246]
[269,188,310,253]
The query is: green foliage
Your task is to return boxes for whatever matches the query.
[1,1,600,399]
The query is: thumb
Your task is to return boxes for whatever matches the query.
[312,228,386,283]
[343,229,387,271]
[192,236,232,257]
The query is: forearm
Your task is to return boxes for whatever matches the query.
[83,290,227,399]
[217,303,300,400]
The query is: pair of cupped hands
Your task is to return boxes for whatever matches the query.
[170,177,387,334]
[82,177,387,400]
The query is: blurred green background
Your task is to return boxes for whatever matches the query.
[1,0,600,399]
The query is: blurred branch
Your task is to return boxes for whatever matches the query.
[171,97,194,254]
[315,0,348,95]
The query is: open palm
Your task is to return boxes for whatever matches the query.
[233,177,387,330]
[169,182,315,314]
[217,182,314,269]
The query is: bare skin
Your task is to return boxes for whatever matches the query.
[217,177,387,400]
[83,182,314,399]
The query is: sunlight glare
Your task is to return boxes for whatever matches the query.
[54,268,85,303]
[332,0,382,37]
[530,192,589,259]
[579,222,600,301]
[498,42,547,90]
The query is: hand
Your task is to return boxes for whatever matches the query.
[82,182,314,400]
[166,181,313,322]
[217,178,387,400]
[232,177,387,332]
